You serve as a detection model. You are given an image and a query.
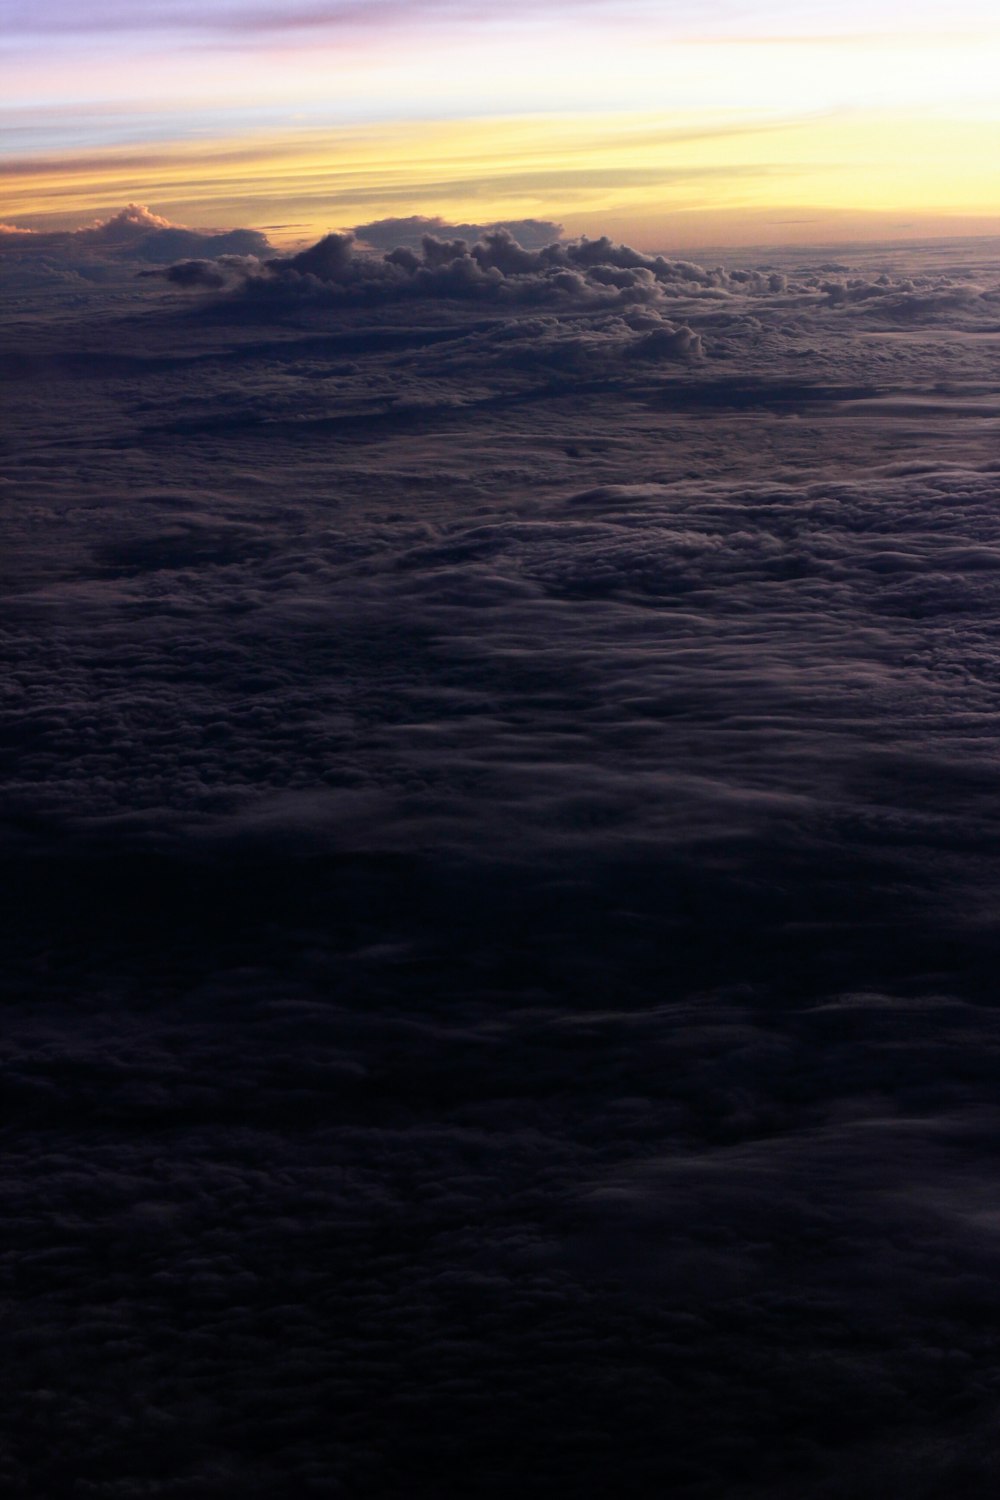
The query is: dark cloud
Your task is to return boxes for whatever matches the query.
[167,222,994,333]
[0,202,272,265]
[178,225,787,314]
[145,254,264,289]
[5,225,1000,1496]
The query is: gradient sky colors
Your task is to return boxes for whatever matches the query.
[3,0,1000,246]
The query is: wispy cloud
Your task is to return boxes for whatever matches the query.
[8,0,999,41]
[4,4,1000,248]
[3,108,999,250]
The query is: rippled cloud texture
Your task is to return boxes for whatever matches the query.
[5,212,1000,1496]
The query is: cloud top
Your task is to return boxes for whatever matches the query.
[152,223,737,316]
[0,203,272,264]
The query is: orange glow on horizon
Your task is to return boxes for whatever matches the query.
[3,108,1000,251]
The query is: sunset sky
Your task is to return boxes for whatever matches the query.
[4,2,1000,247]
[12,4,1000,1496]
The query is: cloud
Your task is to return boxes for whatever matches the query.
[6,224,1000,1496]
[76,201,175,241]
[353,215,565,251]
[821,270,987,323]
[167,223,784,314]
[0,203,272,266]
[8,0,705,43]
[145,254,264,289]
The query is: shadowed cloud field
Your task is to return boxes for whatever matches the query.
[4,215,1000,1497]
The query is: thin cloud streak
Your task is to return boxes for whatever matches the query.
[3,111,999,249]
[6,3,999,128]
[7,0,999,41]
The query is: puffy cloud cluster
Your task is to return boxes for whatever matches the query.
[75,201,175,242]
[149,219,995,341]
[353,214,565,251]
[157,225,796,313]
[814,264,991,325]
[0,202,271,266]
[147,253,264,290]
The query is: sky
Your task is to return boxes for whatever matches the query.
[3,0,1000,246]
[9,5,1000,1494]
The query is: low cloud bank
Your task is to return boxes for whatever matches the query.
[154,224,783,312]
[6,207,992,333]
[1,202,271,264]
[150,218,992,333]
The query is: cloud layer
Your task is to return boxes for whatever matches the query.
[4,217,1000,1496]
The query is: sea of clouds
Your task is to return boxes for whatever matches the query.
[4,208,1000,1497]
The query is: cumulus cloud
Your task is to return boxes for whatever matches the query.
[143,253,264,289]
[0,202,272,266]
[821,269,987,322]
[353,214,565,251]
[153,223,779,319]
[76,201,175,241]
[138,220,995,348]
